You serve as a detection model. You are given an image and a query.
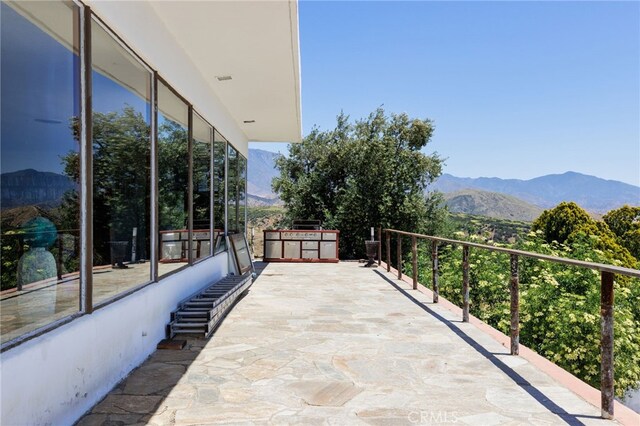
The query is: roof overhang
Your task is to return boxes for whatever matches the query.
[148,0,302,144]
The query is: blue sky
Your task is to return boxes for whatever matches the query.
[252,0,640,187]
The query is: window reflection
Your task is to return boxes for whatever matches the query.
[1,1,81,344]
[192,113,212,261]
[91,18,152,305]
[227,145,239,234]
[213,131,227,253]
[158,81,190,276]
[238,155,247,234]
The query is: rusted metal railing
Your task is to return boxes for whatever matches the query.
[383,228,640,420]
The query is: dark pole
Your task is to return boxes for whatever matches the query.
[431,240,439,303]
[377,227,382,266]
[397,235,402,280]
[411,235,418,289]
[600,271,615,419]
[462,245,470,322]
[386,231,391,272]
[509,254,519,355]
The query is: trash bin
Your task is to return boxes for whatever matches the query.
[109,241,129,269]
[364,240,379,267]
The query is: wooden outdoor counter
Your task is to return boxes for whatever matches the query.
[263,230,339,263]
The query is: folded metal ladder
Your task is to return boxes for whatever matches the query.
[168,273,253,338]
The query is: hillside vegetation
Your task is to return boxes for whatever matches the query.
[414,202,640,399]
[444,189,543,222]
[448,213,531,243]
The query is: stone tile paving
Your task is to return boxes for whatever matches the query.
[77,262,617,425]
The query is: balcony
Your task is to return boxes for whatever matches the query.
[78,260,638,425]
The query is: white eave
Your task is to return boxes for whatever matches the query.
[148,0,302,144]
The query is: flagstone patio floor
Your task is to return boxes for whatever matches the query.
[77,261,624,425]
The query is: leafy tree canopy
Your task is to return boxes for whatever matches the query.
[532,202,592,244]
[603,205,640,260]
[532,202,637,268]
[273,108,447,258]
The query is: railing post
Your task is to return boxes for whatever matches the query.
[377,227,382,266]
[411,235,418,290]
[510,254,519,355]
[462,245,470,322]
[397,234,402,280]
[386,231,391,272]
[431,240,439,303]
[600,271,614,419]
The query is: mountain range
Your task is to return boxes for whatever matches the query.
[247,148,640,219]
[431,172,639,214]
[2,151,638,223]
[248,149,282,204]
[1,169,75,209]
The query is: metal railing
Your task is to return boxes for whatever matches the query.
[383,228,640,420]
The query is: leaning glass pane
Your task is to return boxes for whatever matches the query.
[1,1,80,344]
[213,131,227,253]
[91,19,152,305]
[192,113,212,261]
[158,82,189,277]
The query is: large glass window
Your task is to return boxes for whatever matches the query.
[91,18,152,305]
[158,81,190,277]
[192,113,212,261]
[227,145,239,234]
[238,155,247,234]
[213,131,227,253]
[1,1,81,344]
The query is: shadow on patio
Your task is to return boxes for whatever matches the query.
[78,261,619,425]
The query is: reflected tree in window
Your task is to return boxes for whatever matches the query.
[227,145,238,234]
[238,155,247,233]
[192,113,212,260]
[61,108,151,267]
[213,136,226,253]
[158,119,189,231]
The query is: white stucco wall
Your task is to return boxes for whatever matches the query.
[0,253,228,425]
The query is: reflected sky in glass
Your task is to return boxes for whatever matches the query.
[1,3,150,176]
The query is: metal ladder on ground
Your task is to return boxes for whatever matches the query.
[168,273,253,338]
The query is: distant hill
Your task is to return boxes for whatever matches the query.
[1,169,75,209]
[247,194,283,207]
[244,150,640,215]
[432,172,640,213]
[0,205,57,228]
[248,148,280,198]
[248,149,281,204]
[444,189,544,222]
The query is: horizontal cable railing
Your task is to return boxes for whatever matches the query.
[383,228,640,420]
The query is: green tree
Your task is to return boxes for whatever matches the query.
[532,201,636,267]
[64,108,151,264]
[273,108,446,258]
[603,205,640,260]
[158,119,189,231]
[532,202,593,244]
